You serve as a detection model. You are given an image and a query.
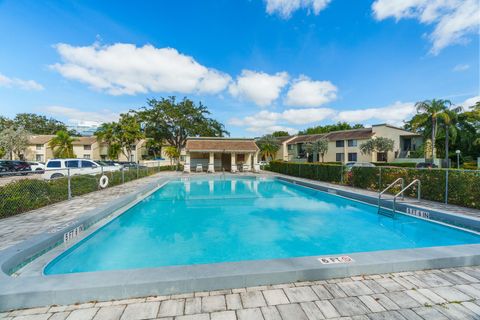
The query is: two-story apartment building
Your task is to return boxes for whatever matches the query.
[18,135,149,163]
[284,124,422,163]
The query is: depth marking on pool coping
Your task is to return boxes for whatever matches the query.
[0,173,480,311]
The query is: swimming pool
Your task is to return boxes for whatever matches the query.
[44,177,480,275]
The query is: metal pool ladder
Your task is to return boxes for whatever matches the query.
[377,178,404,218]
[392,179,421,216]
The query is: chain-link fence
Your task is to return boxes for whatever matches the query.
[267,161,480,209]
[0,164,179,219]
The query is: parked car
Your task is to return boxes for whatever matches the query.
[43,159,121,179]
[345,162,375,171]
[96,160,123,167]
[415,162,438,169]
[258,161,268,166]
[0,160,31,175]
[28,161,45,173]
[118,162,147,169]
[0,162,9,174]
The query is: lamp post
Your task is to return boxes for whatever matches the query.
[456,150,461,169]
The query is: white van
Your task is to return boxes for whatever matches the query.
[43,159,121,180]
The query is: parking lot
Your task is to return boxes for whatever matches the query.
[0,172,43,186]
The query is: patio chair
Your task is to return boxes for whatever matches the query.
[195,164,203,172]
[242,164,250,172]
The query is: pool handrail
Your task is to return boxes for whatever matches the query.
[393,179,421,216]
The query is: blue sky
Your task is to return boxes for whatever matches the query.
[0,0,478,136]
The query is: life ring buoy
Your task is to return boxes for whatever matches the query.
[99,175,109,188]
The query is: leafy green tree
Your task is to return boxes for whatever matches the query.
[312,138,329,162]
[13,113,70,135]
[0,116,14,133]
[96,114,144,161]
[48,130,76,158]
[409,99,451,160]
[360,137,394,159]
[95,122,119,160]
[135,97,228,150]
[0,126,30,160]
[163,146,180,166]
[437,107,463,166]
[145,139,163,159]
[299,122,363,135]
[256,135,280,161]
[271,131,290,137]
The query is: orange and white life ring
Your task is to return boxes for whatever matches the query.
[99,175,109,188]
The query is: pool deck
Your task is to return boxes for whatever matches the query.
[1,171,480,318]
[1,266,480,319]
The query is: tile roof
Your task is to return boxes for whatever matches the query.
[287,134,328,145]
[72,136,98,145]
[287,128,374,144]
[186,138,259,152]
[28,135,55,144]
[325,128,373,140]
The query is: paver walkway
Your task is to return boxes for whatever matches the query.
[2,171,480,319]
[0,171,181,250]
[1,266,480,319]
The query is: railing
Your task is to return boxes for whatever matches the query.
[377,178,404,217]
[393,179,421,216]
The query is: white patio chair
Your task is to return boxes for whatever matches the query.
[195,164,203,172]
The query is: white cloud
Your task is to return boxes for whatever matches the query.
[372,0,480,54]
[336,101,415,126]
[452,64,470,72]
[228,70,289,107]
[230,101,419,134]
[44,106,120,126]
[51,43,231,96]
[265,0,331,18]
[0,73,44,91]
[462,95,480,108]
[229,107,334,133]
[284,75,337,107]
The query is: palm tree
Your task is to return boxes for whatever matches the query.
[438,106,463,167]
[412,99,451,160]
[256,135,280,161]
[49,130,76,158]
[95,123,119,160]
[164,146,180,166]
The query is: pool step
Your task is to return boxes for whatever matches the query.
[377,207,395,218]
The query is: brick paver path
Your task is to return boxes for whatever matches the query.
[1,266,480,319]
[2,172,480,318]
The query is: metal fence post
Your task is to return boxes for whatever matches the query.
[136,165,139,179]
[67,168,72,200]
[445,169,449,204]
[121,168,125,184]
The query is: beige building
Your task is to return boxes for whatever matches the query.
[284,124,422,164]
[18,135,149,163]
[183,137,259,173]
[23,135,55,162]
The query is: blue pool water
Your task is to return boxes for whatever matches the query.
[45,177,480,275]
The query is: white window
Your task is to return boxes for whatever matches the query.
[83,154,91,159]
[83,145,91,151]
[35,154,44,162]
[36,144,43,150]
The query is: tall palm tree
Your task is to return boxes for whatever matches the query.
[48,130,76,158]
[256,135,280,161]
[164,146,180,166]
[438,106,463,167]
[95,122,120,160]
[412,99,451,160]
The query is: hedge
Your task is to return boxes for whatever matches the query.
[267,161,480,209]
[0,165,179,219]
[372,162,417,168]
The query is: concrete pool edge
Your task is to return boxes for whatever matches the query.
[1,173,480,311]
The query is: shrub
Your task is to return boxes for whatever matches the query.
[0,165,179,219]
[266,161,480,209]
[373,162,417,168]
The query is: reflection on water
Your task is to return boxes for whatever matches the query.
[45,178,480,275]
